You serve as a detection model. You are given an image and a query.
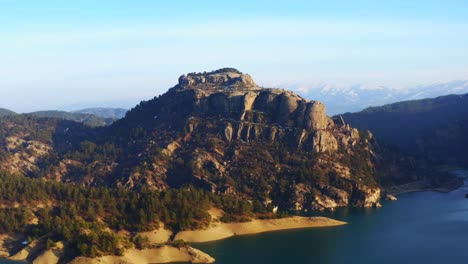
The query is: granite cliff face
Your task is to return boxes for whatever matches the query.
[113,68,381,211]
[147,68,335,145]
[0,68,382,212]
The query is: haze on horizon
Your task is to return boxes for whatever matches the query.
[1,0,468,112]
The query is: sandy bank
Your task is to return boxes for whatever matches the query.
[70,246,215,264]
[1,235,214,264]
[137,228,172,244]
[8,239,41,261]
[0,234,11,258]
[175,216,346,243]
[1,215,345,263]
[32,242,63,264]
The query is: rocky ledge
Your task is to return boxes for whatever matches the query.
[177,68,258,91]
[118,68,383,211]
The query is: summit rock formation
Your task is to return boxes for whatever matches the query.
[0,68,382,211]
[110,68,382,211]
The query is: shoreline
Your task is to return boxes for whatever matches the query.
[390,186,458,196]
[69,246,215,264]
[175,216,347,243]
[2,170,466,263]
[386,170,466,196]
[0,216,346,264]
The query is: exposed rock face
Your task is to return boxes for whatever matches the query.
[170,69,334,144]
[0,68,382,212]
[305,101,328,130]
[224,123,233,142]
[313,131,338,153]
[385,194,398,201]
[351,128,360,139]
[311,185,350,211]
[186,246,216,263]
[1,136,51,175]
[112,68,382,211]
[178,68,257,91]
[309,183,381,211]
[352,185,382,208]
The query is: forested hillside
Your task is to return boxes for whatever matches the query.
[0,69,384,213]
[0,171,265,259]
[0,108,15,117]
[73,108,127,119]
[0,69,464,261]
[30,111,116,127]
[341,93,468,164]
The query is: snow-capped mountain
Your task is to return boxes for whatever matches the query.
[289,79,468,115]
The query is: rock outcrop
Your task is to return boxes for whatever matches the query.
[169,68,333,137]
[112,68,382,211]
[313,131,338,153]
[178,68,257,91]
[0,68,382,212]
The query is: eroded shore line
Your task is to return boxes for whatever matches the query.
[1,216,346,264]
[175,216,347,243]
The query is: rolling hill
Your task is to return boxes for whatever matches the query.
[341,93,468,164]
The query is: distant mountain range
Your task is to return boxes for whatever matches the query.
[29,110,116,127]
[341,93,468,164]
[73,107,127,119]
[0,108,16,117]
[0,107,128,127]
[292,79,468,115]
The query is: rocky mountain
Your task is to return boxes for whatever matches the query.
[0,108,124,127]
[2,69,461,212]
[73,107,128,119]
[0,115,97,177]
[0,108,16,117]
[0,68,382,211]
[293,79,468,115]
[340,93,468,165]
[0,70,464,263]
[109,68,383,211]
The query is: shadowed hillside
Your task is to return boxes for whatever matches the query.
[341,93,468,164]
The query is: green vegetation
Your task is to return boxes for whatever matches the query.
[0,108,16,117]
[0,74,387,261]
[0,171,273,258]
[73,108,128,119]
[185,68,242,77]
[341,93,468,163]
[29,110,115,127]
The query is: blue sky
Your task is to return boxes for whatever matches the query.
[1,0,468,112]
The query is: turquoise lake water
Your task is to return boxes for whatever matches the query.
[2,177,467,264]
[196,180,468,263]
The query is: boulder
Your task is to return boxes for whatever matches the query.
[313,131,338,153]
[224,123,233,142]
[178,68,258,90]
[304,101,328,130]
[278,93,299,121]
